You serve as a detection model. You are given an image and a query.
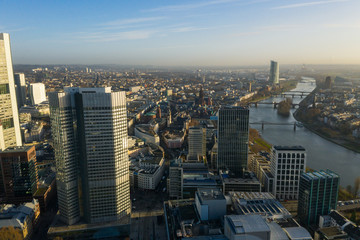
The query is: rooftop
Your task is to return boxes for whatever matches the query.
[302,170,339,181]
[282,227,312,240]
[273,146,305,151]
[196,188,225,202]
[225,215,270,234]
[0,145,34,154]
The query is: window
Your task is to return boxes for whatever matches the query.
[0,84,9,95]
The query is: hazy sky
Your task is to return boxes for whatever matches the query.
[1,0,359,66]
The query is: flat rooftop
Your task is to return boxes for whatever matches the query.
[0,145,34,154]
[273,146,305,151]
[302,170,339,181]
[226,215,269,234]
[197,188,225,201]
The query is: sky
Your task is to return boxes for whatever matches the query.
[0,0,360,66]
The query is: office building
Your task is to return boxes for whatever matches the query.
[188,126,206,159]
[270,60,279,85]
[0,146,38,204]
[270,146,306,200]
[49,87,130,225]
[0,33,22,150]
[220,171,261,193]
[195,188,226,221]
[14,73,26,108]
[217,106,249,177]
[298,170,339,226]
[29,82,46,105]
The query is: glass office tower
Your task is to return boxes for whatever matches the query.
[298,170,339,226]
[217,106,249,176]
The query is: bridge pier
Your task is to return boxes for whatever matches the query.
[294,123,296,131]
[273,103,277,109]
[255,102,258,108]
[262,122,264,130]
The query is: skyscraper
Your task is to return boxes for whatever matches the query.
[270,60,279,85]
[29,82,47,105]
[14,73,26,108]
[270,146,306,200]
[49,87,130,225]
[217,106,249,176]
[0,33,22,150]
[0,146,38,204]
[298,170,339,226]
[188,126,206,159]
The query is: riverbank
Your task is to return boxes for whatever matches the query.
[241,80,298,105]
[293,92,360,153]
[249,128,272,153]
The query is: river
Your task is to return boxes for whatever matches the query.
[249,77,360,187]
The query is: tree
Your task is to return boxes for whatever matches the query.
[354,177,360,197]
[351,211,357,223]
[0,226,23,240]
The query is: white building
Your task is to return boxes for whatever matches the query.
[49,87,130,225]
[270,146,306,200]
[134,124,160,145]
[129,143,165,190]
[29,83,46,105]
[0,33,22,150]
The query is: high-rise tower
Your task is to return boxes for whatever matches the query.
[298,170,339,226]
[217,106,249,176]
[14,73,26,108]
[0,33,22,150]
[49,87,130,225]
[270,60,279,85]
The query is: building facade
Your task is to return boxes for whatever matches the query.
[188,126,206,159]
[0,33,22,150]
[0,146,38,204]
[270,60,279,85]
[29,83,46,105]
[217,106,249,177]
[49,87,131,225]
[298,170,339,226]
[14,73,26,108]
[270,146,306,200]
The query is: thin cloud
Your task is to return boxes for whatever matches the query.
[171,26,210,33]
[272,0,349,10]
[73,30,158,42]
[100,17,166,27]
[142,0,239,12]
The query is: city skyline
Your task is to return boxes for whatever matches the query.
[0,0,359,66]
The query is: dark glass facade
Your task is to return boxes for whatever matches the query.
[0,146,38,204]
[298,170,339,226]
[217,106,249,176]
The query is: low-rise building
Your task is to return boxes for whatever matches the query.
[129,143,165,190]
[134,124,160,145]
[0,199,40,240]
[195,188,226,221]
[220,171,261,193]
